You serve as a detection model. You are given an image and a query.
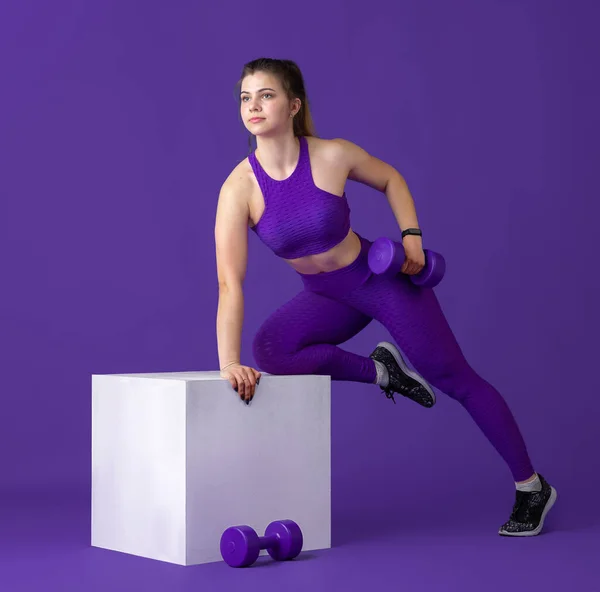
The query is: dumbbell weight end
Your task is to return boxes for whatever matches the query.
[264,519,303,562]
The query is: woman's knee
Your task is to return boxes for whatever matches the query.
[252,325,274,371]
[252,323,294,374]
[252,323,330,376]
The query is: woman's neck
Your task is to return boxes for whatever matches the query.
[254,134,300,175]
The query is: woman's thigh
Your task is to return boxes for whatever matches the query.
[253,289,373,360]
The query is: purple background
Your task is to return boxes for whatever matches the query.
[1,0,599,589]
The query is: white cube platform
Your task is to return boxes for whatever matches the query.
[91,372,331,566]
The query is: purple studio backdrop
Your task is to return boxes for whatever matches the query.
[1,0,599,539]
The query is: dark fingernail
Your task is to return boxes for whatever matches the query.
[245,399,250,405]
[257,378,260,384]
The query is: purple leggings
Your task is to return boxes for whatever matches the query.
[252,234,535,482]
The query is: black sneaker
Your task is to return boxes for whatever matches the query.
[369,341,436,408]
[498,473,557,537]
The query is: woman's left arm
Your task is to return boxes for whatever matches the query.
[332,138,425,275]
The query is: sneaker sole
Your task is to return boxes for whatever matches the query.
[498,486,558,537]
[376,341,436,406]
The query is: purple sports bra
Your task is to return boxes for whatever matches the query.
[248,135,351,259]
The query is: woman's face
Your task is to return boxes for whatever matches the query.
[240,71,298,136]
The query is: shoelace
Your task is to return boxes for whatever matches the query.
[510,491,529,522]
[381,386,397,404]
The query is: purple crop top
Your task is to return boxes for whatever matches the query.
[248,135,351,259]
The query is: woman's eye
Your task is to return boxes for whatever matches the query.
[241,95,271,101]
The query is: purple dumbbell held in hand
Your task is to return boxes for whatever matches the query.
[220,519,304,567]
[368,237,446,288]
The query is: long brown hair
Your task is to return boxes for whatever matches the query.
[236,58,317,153]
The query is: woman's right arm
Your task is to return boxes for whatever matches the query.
[214,175,261,403]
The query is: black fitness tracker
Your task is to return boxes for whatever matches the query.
[401,228,422,238]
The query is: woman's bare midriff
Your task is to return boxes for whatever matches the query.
[282,229,362,274]
[244,136,363,275]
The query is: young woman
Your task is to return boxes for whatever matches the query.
[214,57,557,537]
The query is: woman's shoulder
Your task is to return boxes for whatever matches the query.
[221,157,255,196]
[305,135,354,164]
[305,135,341,150]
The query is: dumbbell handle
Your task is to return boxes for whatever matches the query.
[258,533,280,551]
[368,237,446,288]
[397,243,435,268]
[222,532,279,558]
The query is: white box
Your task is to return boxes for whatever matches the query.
[91,372,331,566]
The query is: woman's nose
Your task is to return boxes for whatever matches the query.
[249,98,261,111]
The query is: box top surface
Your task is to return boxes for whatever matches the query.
[107,371,224,381]
[93,373,329,383]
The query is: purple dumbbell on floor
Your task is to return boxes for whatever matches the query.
[368,237,446,288]
[220,519,304,568]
